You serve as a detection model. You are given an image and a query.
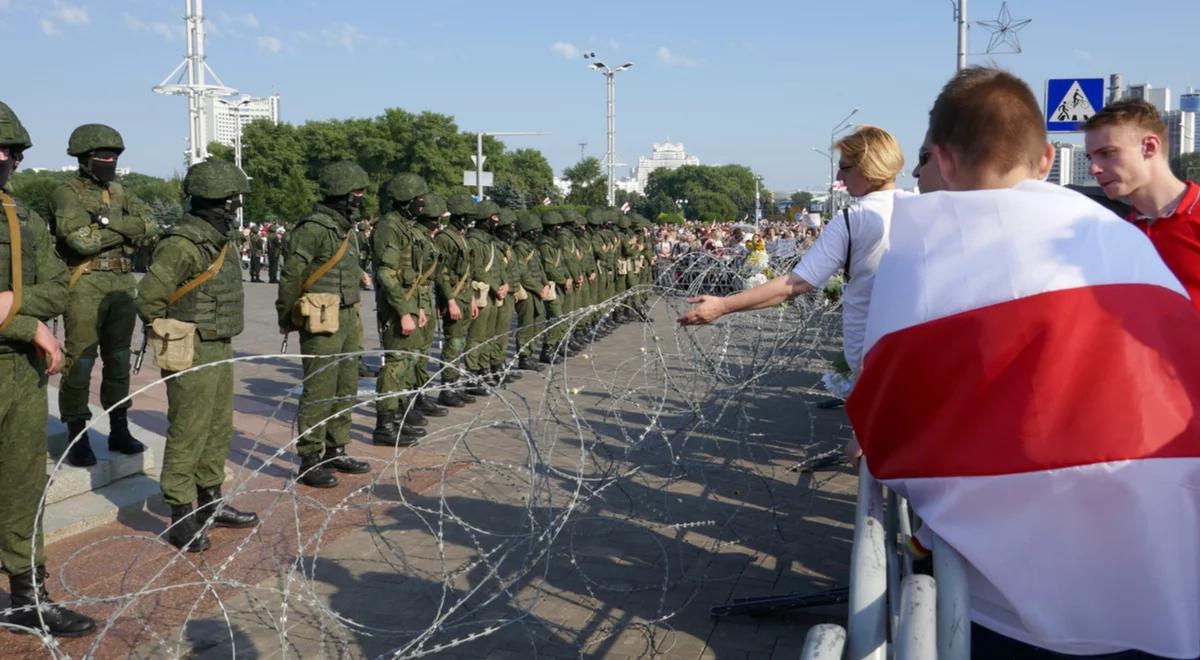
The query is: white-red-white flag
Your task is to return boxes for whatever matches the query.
[620,202,631,214]
[542,196,552,206]
[848,180,1200,658]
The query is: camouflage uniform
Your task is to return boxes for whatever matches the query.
[464,201,504,383]
[371,175,444,444]
[538,211,573,358]
[0,101,95,637]
[267,228,285,283]
[50,124,155,466]
[512,212,549,370]
[488,210,521,379]
[434,195,486,399]
[136,160,258,551]
[247,224,264,282]
[276,161,372,488]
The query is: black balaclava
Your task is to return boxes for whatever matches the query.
[324,196,352,221]
[399,196,424,221]
[191,196,240,235]
[0,156,13,189]
[80,149,120,184]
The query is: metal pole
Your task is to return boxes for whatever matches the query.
[476,131,484,199]
[957,0,968,71]
[754,176,762,230]
[607,71,616,207]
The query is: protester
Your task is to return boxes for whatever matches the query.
[1084,99,1200,310]
[849,66,1200,658]
[677,124,908,391]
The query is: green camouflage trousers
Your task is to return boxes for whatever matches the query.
[375,309,434,414]
[0,351,48,575]
[296,305,362,458]
[59,270,137,423]
[160,339,233,507]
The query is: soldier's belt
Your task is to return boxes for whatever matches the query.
[68,255,133,288]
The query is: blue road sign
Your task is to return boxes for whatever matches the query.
[1045,78,1105,133]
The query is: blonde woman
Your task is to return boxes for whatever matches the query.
[679,124,907,391]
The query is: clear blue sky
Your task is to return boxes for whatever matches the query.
[2,0,1197,193]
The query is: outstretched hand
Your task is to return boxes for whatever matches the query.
[676,295,725,326]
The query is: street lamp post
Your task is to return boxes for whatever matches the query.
[584,54,633,208]
[814,108,859,218]
[231,97,252,229]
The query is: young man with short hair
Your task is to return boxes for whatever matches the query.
[1084,99,1200,309]
[850,67,1200,658]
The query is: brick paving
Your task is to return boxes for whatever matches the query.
[2,278,857,658]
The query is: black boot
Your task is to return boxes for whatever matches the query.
[390,411,427,442]
[396,400,428,427]
[196,485,259,529]
[453,381,478,403]
[65,421,96,468]
[539,346,558,365]
[322,445,371,473]
[437,388,466,408]
[464,373,491,396]
[414,394,448,417]
[297,453,338,488]
[167,503,211,552]
[494,365,521,384]
[518,355,544,372]
[107,408,146,455]
[6,568,95,637]
[482,368,501,387]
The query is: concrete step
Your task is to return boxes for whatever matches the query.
[42,386,169,542]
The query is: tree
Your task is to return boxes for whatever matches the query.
[688,191,738,222]
[9,169,72,221]
[789,190,814,211]
[644,163,768,220]
[563,157,607,207]
[1173,153,1200,181]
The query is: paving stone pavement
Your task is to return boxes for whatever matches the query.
[2,276,857,659]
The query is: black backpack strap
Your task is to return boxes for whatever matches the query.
[842,208,852,282]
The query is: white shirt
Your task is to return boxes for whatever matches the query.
[792,189,908,371]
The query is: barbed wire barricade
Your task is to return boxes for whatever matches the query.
[5,251,855,658]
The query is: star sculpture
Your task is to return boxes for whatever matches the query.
[977,2,1031,54]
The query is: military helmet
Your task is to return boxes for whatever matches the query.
[616,214,631,229]
[384,173,428,203]
[67,124,124,157]
[419,192,447,220]
[473,200,500,221]
[446,193,476,217]
[517,212,542,234]
[183,159,250,200]
[497,209,516,227]
[318,160,369,197]
[541,210,565,226]
[0,102,31,149]
[586,209,606,226]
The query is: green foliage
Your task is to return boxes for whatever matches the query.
[1172,152,1200,181]
[563,157,607,207]
[688,191,738,222]
[789,190,814,210]
[9,169,72,220]
[655,212,685,225]
[644,163,769,221]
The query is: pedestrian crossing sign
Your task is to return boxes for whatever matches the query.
[1045,78,1104,132]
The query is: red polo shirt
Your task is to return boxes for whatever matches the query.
[1129,180,1200,310]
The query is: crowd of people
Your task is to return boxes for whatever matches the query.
[680,68,1200,659]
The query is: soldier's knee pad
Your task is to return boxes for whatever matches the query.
[64,356,96,389]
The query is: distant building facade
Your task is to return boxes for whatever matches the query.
[632,141,700,194]
[204,95,280,148]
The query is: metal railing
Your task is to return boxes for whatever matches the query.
[800,462,971,660]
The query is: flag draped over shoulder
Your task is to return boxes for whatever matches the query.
[847,180,1200,658]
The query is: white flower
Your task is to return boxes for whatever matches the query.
[743,273,769,290]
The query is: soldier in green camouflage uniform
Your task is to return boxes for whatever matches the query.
[276,161,373,488]
[50,124,156,467]
[370,174,447,445]
[634,214,656,318]
[0,101,95,638]
[512,211,550,371]
[538,210,575,361]
[594,209,621,333]
[566,210,598,343]
[463,201,508,387]
[614,213,638,322]
[247,223,264,282]
[434,194,485,403]
[488,209,522,382]
[136,160,259,553]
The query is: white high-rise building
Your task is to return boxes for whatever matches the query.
[1047,143,1075,186]
[1164,110,1197,161]
[633,141,700,193]
[1127,83,1172,114]
[1070,147,1099,187]
[203,94,280,148]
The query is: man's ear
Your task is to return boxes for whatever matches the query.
[1142,134,1163,161]
[931,143,958,190]
[1036,142,1055,180]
